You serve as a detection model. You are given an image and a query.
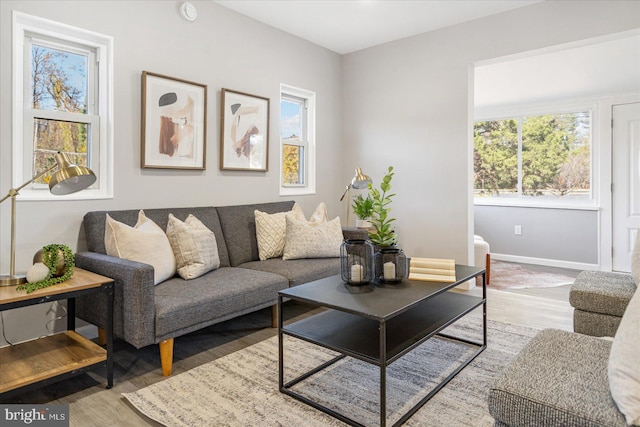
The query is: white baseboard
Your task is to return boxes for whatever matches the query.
[491,253,599,271]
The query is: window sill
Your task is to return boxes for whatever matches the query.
[474,198,599,211]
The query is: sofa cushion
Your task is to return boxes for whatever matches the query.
[569,271,637,317]
[105,211,176,285]
[632,231,640,285]
[488,329,626,427]
[84,206,231,268]
[217,201,295,266]
[166,214,220,280]
[153,267,288,338]
[608,287,640,425]
[239,258,340,287]
[282,215,342,260]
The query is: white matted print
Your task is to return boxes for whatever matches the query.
[141,71,207,169]
[220,88,269,171]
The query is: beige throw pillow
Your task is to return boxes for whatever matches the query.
[105,211,176,285]
[255,209,290,261]
[166,214,220,280]
[282,214,343,260]
[608,287,640,425]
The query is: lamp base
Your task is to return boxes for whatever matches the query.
[0,274,27,286]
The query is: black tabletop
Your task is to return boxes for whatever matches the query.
[279,264,484,321]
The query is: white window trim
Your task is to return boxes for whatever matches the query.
[12,11,114,201]
[280,84,316,196]
[474,99,599,209]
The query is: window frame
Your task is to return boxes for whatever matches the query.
[279,84,316,196]
[12,11,114,200]
[473,101,599,209]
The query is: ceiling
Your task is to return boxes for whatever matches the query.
[213,0,542,54]
[475,33,640,108]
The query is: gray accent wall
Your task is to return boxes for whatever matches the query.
[475,205,599,265]
[340,0,639,266]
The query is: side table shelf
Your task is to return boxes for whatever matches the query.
[0,268,114,398]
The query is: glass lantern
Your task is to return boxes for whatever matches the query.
[340,239,373,285]
[374,247,407,283]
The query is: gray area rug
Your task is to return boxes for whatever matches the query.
[123,317,538,426]
[489,261,576,290]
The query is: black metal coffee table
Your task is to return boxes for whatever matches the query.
[278,265,486,427]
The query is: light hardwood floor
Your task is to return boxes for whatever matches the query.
[0,265,578,426]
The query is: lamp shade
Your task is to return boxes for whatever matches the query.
[48,152,97,195]
[351,167,371,189]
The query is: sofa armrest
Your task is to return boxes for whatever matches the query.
[75,251,157,349]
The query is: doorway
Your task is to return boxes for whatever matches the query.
[612,102,640,272]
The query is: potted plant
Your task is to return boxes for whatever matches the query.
[367,166,397,247]
[352,194,374,229]
[367,166,406,283]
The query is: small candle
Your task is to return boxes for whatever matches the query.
[383,262,396,281]
[350,264,363,283]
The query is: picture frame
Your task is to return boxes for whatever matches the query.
[141,71,207,169]
[220,88,269,171]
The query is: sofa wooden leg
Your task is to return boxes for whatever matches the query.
[97,327,107,345]
[159,338,174,376]
[486,253,491,285]
[271,304,278,328]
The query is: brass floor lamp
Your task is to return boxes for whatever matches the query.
[0,152,96,286]
[339,167,371,227]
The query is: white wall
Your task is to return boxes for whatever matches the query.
[341,0,640,266]
[0,0,342,344]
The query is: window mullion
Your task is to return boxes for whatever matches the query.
[517,116,523,197]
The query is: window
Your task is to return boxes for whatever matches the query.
[12,11,113,200]
[474,109,592,205]
[280,84,315,195]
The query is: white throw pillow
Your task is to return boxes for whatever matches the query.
[608,287,640,425]
[104,211,176,285]
[282,214,343,260]
[631,231,640,285]
[298,202,329,225]
[254,202,328,261]
[255,210,289,261]
[166,214,220,280]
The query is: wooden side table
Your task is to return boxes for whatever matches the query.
[0,268,114,398]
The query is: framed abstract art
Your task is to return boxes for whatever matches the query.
[141,71,207,169]
[220,88,269,171]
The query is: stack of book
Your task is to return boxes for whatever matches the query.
[408,257,456,282]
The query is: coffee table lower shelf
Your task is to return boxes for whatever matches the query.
[279,292,486,427]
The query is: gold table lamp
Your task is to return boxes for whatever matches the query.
[0,152,96,286]
[339,167,372,226]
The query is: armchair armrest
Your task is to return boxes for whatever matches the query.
[75,251,156,349]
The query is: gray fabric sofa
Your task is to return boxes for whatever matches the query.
[75,201,364,376]
[488,271,637,427]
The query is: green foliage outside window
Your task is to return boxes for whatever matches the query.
[474,112,591,199]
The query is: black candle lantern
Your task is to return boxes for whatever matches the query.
[340,239,373,285]
[374,247,407,283]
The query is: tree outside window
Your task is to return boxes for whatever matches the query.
[474,111,591,200]
[31,44,90,183]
